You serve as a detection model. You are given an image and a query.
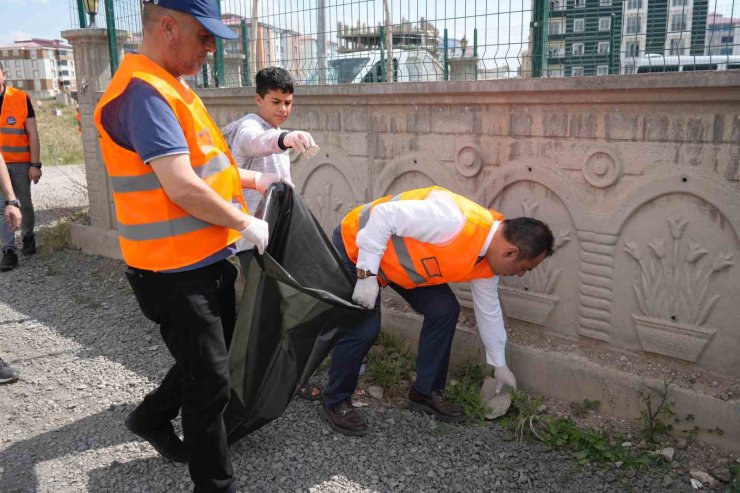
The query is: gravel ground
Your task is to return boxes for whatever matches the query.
[1,166,696,492]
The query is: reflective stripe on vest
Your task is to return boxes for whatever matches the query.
[341,186,500,288]
[110,152,231,194]
[94,53,245,271]
[0,86,31,163]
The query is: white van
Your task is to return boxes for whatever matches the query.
[305,49,444,84]
[635,54,740,73]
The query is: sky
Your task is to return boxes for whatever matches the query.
[1,0,737,52]
[0,0,75,47]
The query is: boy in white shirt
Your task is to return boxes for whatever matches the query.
[224,67,316,271]
[223,67,319,399]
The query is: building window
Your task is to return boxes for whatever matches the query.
[671,0,687,5]
[627,0,642,8]
[575,0,585,8]
[550,0,565,10]
[670,14,687,32]
[30,49,37,59]
[574,18,585,32]
[32,59,38,68]
[600,0,612,5]
[12,49,18,56]
[15,70,21,78]
[548,41,566,57]
[597,65,609,75]
[598,41,610,54]
[669,38,684,55]
[720,36,734,44]
[550,19,564,35]
[17,81,23,88]
[548,65,564,77]
[572,42,585,55]
[33,69,39,79]
[599,17,611,31]
[626,41,640,57]
[572,66,584,76]
[626,15,641,34]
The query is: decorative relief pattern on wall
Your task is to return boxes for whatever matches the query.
[624,216,733,361]
[577,231,618,342]
[582,149,623,188]
[307,182,346,235]
[455,144,483,177]
[499,199,571,326]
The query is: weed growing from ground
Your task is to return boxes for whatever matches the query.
[445,362,488,423]
[570,398,601,418]
[362,331,415,396]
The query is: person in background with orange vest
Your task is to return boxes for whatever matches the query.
[93,1,287,491]
[0,152,22,383]
[74,106,81,134]
[0,63,42,272]
[320,186,554,436]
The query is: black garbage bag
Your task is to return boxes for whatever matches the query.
[225,184,367,443]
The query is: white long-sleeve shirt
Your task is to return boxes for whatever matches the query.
[355,190,508,368]
[228,113,292,252]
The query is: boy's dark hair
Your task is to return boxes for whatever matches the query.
[256,67,294,97]
[502,217,555,260]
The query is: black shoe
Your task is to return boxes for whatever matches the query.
[319,400,368,436]
[124,411,187,463]
[21,236,36,256]
[0,358,19,384]
[408,387,467,423]
[0,249,18,271]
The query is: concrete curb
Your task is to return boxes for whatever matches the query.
[70,224,122,260]
[382,308,740,454]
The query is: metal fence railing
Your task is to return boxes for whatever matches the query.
[70,0,740,87]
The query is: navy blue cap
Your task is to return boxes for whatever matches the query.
[143,0,238,40]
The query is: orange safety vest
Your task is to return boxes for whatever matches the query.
[0,86,31,163]
[341,186,504,289]
[94,53,246,271]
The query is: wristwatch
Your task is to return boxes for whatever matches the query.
[356,268,376,279]
[30,162,42,169]
[4,199,21,208]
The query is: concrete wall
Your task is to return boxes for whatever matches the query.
[203,74,740,378]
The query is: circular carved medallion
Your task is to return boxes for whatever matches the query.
[455,145,483,177]
[582,150,622,188]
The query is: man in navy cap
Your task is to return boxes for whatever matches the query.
[94,1,286,491]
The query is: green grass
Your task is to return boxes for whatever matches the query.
[35,100,83,166]
[445,362,489,423]
[38,210,88,256]
[362,331,416,397]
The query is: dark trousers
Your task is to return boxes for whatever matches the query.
[323,226,461,409]
[127,260,238,493]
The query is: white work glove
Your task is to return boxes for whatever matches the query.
[352,276,379,309]
[255,172,294,195]
[239,218,269,254]
[494,365,517,394]
[283,131,316,154]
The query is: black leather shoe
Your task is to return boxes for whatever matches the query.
[21,236,36,256]
[319,400,367,436]
[124,411,187,463]
[408,386,466,423]
[0,249,18,271]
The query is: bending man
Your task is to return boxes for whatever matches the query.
[321,186,554,436]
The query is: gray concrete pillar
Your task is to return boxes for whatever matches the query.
[61,28,127,259]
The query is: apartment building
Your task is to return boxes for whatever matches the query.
[542,0,709,75]
[546,0,623,77]
[0,38,76,98]
[705,12,740,55]
[619,0,709,73]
